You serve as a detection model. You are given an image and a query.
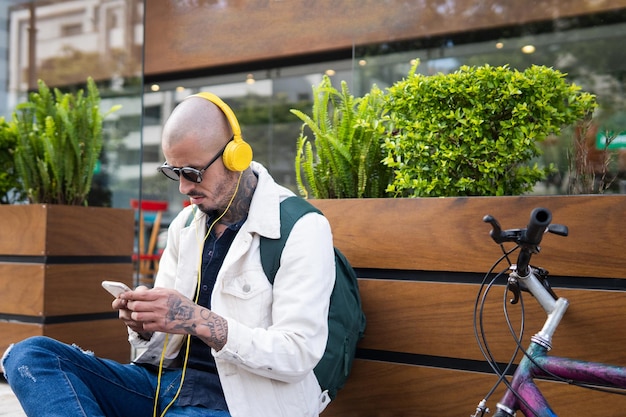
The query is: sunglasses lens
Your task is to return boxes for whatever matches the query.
[158,166,181,181]
[180,168,202,183]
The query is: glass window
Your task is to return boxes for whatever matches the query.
[1,0,145,209]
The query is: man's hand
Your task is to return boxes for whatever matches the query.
[118,287,228,351]
[112,286,152,339]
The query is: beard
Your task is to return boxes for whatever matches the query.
[188,170,243,222]
[191,197,221,219]
[189,190,232,220]
[200,206,222,219]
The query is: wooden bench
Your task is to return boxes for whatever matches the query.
[311,195,626,416]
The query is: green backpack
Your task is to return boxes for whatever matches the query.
[260,196,366,400]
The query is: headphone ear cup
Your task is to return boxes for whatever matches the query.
[223,138,253,171]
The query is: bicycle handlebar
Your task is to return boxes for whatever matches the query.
[483,207,567,277]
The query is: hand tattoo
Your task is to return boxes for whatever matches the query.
[166,295,197,333]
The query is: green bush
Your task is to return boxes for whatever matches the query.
[291,75,391,198]
[382,63,597,197]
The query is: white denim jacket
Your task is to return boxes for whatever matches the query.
[130,162,335,417]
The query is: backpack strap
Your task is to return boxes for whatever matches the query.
[185,205,197,228]
[260,197,321,284]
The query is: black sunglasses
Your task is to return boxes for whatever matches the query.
[157,141,229,183]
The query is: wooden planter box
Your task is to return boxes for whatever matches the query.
[311,195,626,417]
[0,205,134,363]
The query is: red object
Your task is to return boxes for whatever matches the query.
[130,199,169,211]
[131,199,169,285]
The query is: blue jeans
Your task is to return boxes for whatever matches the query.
[2,336,230,417]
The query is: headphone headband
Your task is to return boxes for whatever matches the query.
[187,92,252,171]
[190,92,242,143]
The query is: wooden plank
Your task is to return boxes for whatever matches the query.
[312,196,626,278]
[45,206,134,256]
[0,206,134,256]
[323,360,626,417]
[43,264,133,316]
[358,279,626,366]
[0,264,133,316]
[0,322,41,356]
[0,264,44,316]
[46,320,131,363]
[0,206,47,255]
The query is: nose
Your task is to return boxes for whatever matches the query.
[178,176,196,195]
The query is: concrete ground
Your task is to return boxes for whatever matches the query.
[0,380,25,416]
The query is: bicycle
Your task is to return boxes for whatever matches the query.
[471,207,626,417]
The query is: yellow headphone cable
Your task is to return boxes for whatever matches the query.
[153,171,243,417]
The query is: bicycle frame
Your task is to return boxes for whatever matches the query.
[495,338,626,416]
[476,208,626,417]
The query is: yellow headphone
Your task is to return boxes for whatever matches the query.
[189,92,253,172]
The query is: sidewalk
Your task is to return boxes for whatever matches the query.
[0,380,25,416]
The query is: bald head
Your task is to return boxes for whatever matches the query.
[162,96,232,154]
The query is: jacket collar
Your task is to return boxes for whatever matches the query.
[243,161,285,240]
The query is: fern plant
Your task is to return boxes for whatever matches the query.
[291,75,391,198]
[11,77,119,205]
[0,118,25,204]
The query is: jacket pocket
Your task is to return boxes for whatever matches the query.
[221,267,271,299]
[219,268,273,327]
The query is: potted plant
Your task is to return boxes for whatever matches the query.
[0,78,133,363]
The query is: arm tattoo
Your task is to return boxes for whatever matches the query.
[200,308,229,351]
[164,295,228,350]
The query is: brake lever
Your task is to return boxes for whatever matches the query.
[483,215,522,244]
[548,223,568,237]
[507,278,522,304]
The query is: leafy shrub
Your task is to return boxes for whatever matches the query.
[382,63,597,197]
[291,75,391,198]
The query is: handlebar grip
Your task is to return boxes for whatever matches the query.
[523,207,552,246]
[517,207,551,276]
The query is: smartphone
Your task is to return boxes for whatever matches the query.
[101,280,132,297]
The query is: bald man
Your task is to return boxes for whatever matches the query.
[2,94,335,417]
